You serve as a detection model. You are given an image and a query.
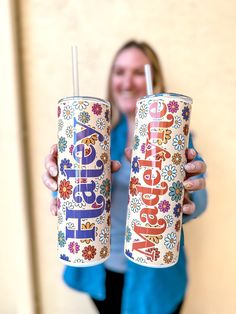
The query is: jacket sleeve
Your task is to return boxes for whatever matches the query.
[182,133,208,224]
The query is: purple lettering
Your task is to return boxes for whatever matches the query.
[74,118,104,142]
[65,195,105,240]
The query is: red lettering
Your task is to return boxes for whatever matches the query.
[136,182,168,206]
[140,206,158,225]
[132,220,167,259]
[149,101,167,119]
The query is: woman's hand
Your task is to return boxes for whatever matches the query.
[125,147,206,217]
[42,144,121,216]
[183,148,206,215]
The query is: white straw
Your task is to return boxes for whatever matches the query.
[144,64,153,95]
[71,46,79,96]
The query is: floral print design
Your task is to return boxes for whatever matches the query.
[173,203,182,218]
[182,106,190,121]
[164,232,177,249]
[82,134,98,146]
[105,109,110,121]
[139,124,147,137]
[124,96,191,267]
[129,177,140,196]
[163,251,174,264]
[82,245,97,260]
[157,129,172,145]
[146,248,160,261]
[183,124,189,136]
[78,111,90,124]
[162,165,177,182]
[138,103,148,118]
[172,153,182,165]
[96,118,106,130]
[68,241,80,254]
[175,220,181,232]
[60,158,72,175]
[57,98,111,265]
[63,104,74,120]
[167,100,179,113]
[169,181,183,202]
[100,246,108,259]
[133,135,140,150]
[74,100,89,110]
[58,119,64,131]
[81,222,95,244]
[173,134,185,151]
[96,212,105,224]
[58,136,67,153]
[59,179,73,200]
[173,116,182,129]
[158,200,170,213]
[100,135,109,151]
[100,152,108,164]
[140,143,146,154]
[92,103,102,115]
[132,156,140,174]
[164,215,174,227]
[130,197,141,213]
[99,227,109,245]
[58,231,66,247]
[126,226,132,242]
[60,254,69,261]
[146,234,163,245]
[100,179,111,198]
[65,125,73,138]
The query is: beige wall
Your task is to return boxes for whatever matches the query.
[2,0,236,313]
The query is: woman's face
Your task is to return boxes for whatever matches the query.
[111,47,150,116]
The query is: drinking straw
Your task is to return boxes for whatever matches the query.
[144,64,153,95]
[71,46,79,96]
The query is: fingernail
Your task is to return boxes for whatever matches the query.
[50,166,58,177]
[115,161,121,166]
[190,149,196,156]
[50,181,57,191]
[50,146,55,155]
[185,163,195,171]
[51,206,57,216]
[183,205,191,213]
[183,181,193,189]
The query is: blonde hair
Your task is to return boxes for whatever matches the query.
[107,40,166,127]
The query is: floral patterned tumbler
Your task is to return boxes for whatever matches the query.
[124,93,192,267]
[57,96,111,266]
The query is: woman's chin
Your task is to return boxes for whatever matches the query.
[117,101,137,115]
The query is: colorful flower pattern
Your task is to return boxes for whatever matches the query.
[57,97,111,265]
[131,156,140,174]
[162,165,177,182]
[59,179,73,200]
[60,158,72,176]
[125,95,191,267]
[78,111,90,124]
[172,134,185,151]
[82,245,97,260]
[158,200,171,213]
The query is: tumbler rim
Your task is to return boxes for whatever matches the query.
[140,92,192,104]
[58,95,110,106]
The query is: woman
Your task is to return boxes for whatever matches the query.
[43,40,207,314]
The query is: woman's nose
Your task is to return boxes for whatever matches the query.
[122,74,134,89]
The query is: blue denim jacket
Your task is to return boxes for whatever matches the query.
[63,115,207,314]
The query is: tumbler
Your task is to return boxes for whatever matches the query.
[57,96,111,266]
[124,93,192,267]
